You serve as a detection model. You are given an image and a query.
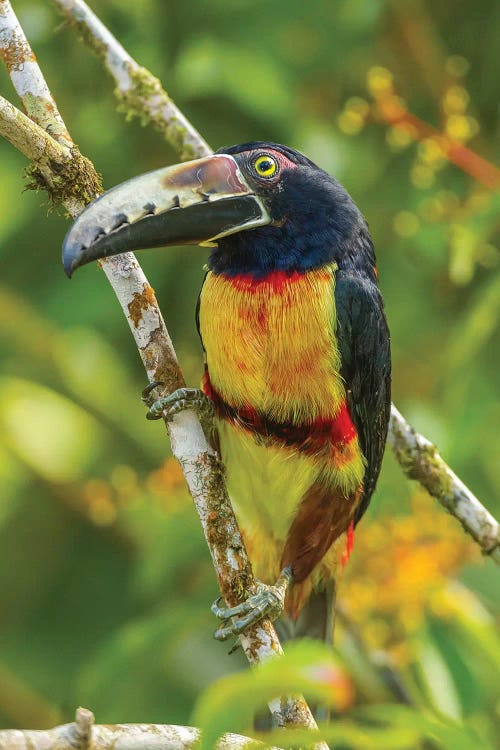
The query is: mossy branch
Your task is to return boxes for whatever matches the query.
[389,406,499,562]
[0,95,101,207]
[51,0,211,160]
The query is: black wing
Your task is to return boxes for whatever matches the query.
[195,272,208,351]
[335,270,391,524]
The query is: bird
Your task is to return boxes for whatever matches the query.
[62,142,391,645]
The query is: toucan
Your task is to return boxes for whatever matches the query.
[63,142,391,643]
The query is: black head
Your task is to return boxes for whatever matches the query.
[211,141,376,278]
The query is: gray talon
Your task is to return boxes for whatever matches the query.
[227,639,242,656]
[145,386,214,423]
[211,596,226,617]
[212,568,293,641]
[141,381,165,407]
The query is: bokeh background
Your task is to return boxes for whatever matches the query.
[0,0,498,746]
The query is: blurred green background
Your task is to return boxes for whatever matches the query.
[0,0,499,747]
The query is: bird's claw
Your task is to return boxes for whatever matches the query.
[141,381,165,407]
[212,568,292,642]
[142,385,214,423]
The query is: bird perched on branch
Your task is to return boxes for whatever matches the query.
[62,142,391,644]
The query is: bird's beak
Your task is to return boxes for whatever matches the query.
[62,154,270,277]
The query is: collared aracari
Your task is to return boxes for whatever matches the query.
[62,143,391,643]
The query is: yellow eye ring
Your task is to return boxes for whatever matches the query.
[253,154,278,178]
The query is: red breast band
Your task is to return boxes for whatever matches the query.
[221,269,331,293]
[202,369,357,454]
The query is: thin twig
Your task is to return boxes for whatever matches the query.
[71,708,94,750]
[373,94,500,190]
[389,406,500,562]
[0,0,321,736]
[335,604,414,706]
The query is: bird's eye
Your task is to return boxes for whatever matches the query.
[253,154,278,178]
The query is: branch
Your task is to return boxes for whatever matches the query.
[388,406,500,562]
[50,1,500,563]
[51,0,211,160]
[0,0,71,147]
[0,94,67,162]
[0,709,265,750]
[0,93,101,210]
[0,0,322,736]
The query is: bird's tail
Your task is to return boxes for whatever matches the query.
[276,579,336,645]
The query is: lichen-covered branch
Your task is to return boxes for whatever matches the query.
[51,0,211,160]
[0,709,266,750]
[0,94,100,209]
[0,0,72,147]
[388,406,500,563]
[0,93,66,162]
[0,0,97,205]
[0,0,324,737]
[0,2,100,213]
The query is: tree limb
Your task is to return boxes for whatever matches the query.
[389,406,500,562]
[51,0,211,160]
[0,709,267,750]
[0,0,71,147]
[0,94,67,162]
[0,0,322,736]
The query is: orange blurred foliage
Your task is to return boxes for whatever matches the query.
[340,493,482,656]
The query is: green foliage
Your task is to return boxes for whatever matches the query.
[193,643,496,749]
[192,641,350,748]
[0,0,498,744]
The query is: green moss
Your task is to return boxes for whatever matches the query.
[22,94,49,126]
[60,10,108,61]
[114,65,197,161]
[230,570,252,603]
[25,146,103,208]
[193,451,254,606]
[419,442,455,501]
[57,6,203,161]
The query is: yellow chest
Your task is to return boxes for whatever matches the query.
[198,265,346,423]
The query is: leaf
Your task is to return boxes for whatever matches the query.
[418,633,462,719]
[192,641,353,749]
[357,705,494,750]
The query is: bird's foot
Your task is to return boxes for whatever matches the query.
[142,382,214,425]
[212,567,293,641]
